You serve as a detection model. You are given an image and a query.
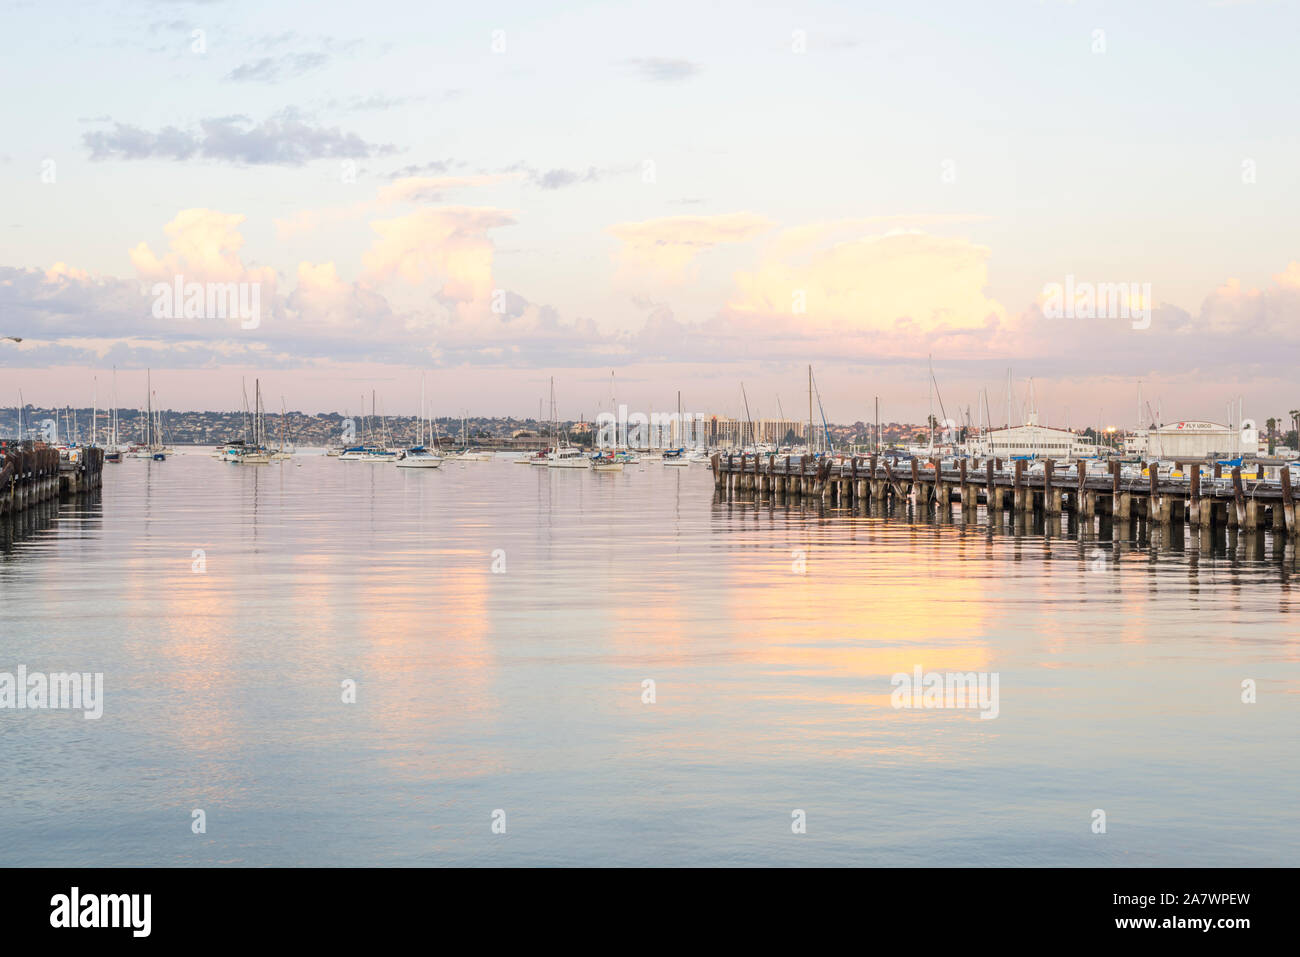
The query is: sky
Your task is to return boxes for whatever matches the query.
[2,0,1299,428]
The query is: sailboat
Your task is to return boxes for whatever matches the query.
[341,391,398,460]
[451,411,492,460]
[128,369,170,459]
[546,378,588,468]
[270,396,294,459]
[515,397,547,463]
[397,375,444,468]
[663,391,691,466]
[590,450,624,471]
[227,379,274,464]
[104,367,122,462]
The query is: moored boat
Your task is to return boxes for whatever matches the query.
[396,446,443,468]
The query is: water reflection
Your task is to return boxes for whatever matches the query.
[0,453,1295,866]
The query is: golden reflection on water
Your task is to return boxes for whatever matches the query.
[5,453,1300,864]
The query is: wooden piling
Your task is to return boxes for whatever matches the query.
[1147,462,1164,522]
[1189,464,1200,526]
[1232,466,1246,528]
[1281,468,1297,537]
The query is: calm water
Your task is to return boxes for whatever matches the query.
[2,451,1297,866]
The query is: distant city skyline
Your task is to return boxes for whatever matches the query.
[3,1,1298,421]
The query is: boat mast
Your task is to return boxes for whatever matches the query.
[741,382,754,449]
[610,370,618,449]
[928,356,934,454]
[111,366,118,448]
[807,365,814,454]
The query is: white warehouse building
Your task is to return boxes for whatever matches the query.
[1125,420,1261,460]
[967,418,1101,458]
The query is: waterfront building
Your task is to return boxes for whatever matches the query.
[706,417,807,449]
[1126,420,1261,460]
[966,415,1101,458]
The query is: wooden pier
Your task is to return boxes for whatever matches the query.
[0,445,103,517]
[710,454,1300,537]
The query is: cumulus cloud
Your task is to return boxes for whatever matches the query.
[129,209,278,294]
[11,190,1300,389]
[286,261,392,328]
[727,227,1009,356]
[608,213,773,279]
[44,262,91,284]
[83,109,391,165]
[361,207,516,305]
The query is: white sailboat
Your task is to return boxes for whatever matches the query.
[129,369,171,459]
[516,397,548,463]
[663,390,690,466]
[546,379,589,468]
[104,367,122,462]
[451,412,492,460]
[397,375,444,468]
[229,379,273,464]
[270,396,294,459]
[341,391,398,460]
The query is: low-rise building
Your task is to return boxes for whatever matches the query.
[967,416,1101,458]
[1126,420,1261,460]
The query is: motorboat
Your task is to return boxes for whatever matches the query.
[547,446,589,469]
[396,446,444,468]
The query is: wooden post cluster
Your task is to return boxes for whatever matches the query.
[1,446,100,517]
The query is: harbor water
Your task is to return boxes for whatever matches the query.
[1,452,1297,866]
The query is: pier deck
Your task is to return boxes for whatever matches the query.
[711,453,1299,535]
